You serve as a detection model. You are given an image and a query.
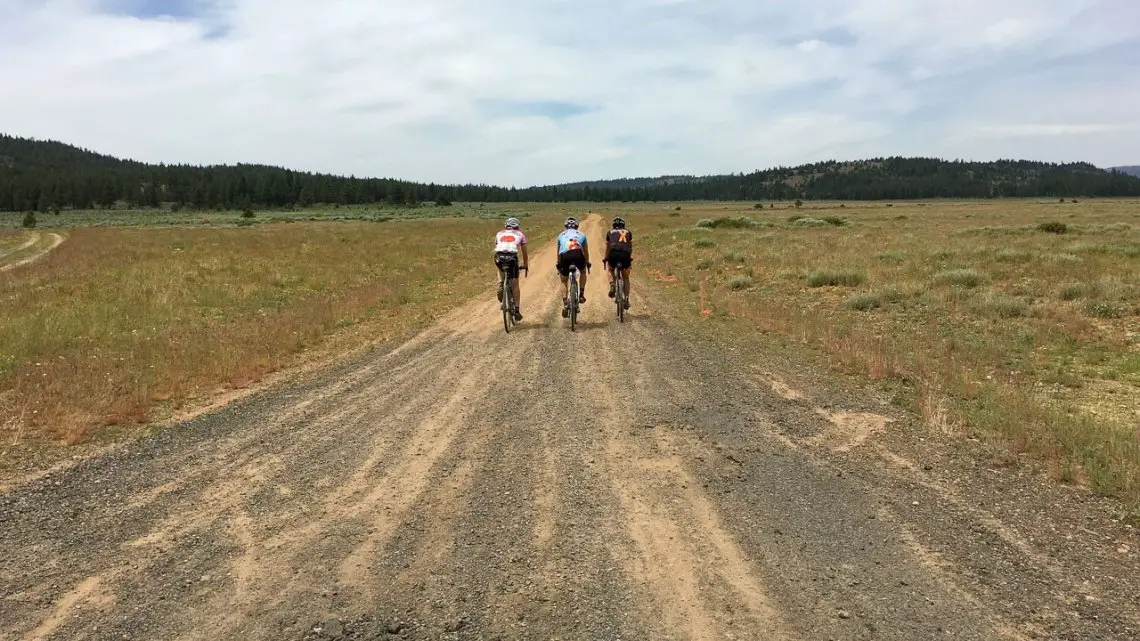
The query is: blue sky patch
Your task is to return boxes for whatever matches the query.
[479,100,597,121]
[101,0,206,20]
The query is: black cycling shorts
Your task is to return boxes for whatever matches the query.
[607,251,632,270]
[495,251,520,279]
[556,249,587,277]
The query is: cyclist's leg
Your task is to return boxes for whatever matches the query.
[578,256,588,303]
[622,267,632,305]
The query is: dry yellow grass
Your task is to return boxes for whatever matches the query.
[636,199,1140,500]
[0,216,558,445]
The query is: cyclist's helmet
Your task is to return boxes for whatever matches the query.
[504,217,521,230]
[564,217,579,229]
[612,216,626,229]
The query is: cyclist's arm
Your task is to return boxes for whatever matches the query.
[521,244,529,269]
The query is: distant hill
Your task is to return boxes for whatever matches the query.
[4,133,1140,211]
[1111,166,1140,178]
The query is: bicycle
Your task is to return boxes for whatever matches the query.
[565,262,590,331]
[610,262,627,323]
[496,253,526,333]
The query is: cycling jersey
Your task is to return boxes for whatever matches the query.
[606,228,633,252]
[495,229,527,254]
[557,229,588,255]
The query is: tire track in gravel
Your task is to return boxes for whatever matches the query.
[2,215,1137,641]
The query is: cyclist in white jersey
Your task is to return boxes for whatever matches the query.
[493,217,529,321]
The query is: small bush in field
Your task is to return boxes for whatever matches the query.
[972,292,1028,318]
[693,238,717,248]
[1084,301,1126,319]
[728,275,754,291]
[22,211,36,228]
[807,269,865,287]
[696,258,714,270]
[723,250,746,262]
[697,216,768,229]
[933,268,984,288]
[846,293,882,311]
[1038,221,1067,234]
[1059,283,1087,301]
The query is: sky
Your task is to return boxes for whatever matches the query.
[1,0,1138,186]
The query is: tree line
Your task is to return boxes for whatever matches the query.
[3,134,1139,212]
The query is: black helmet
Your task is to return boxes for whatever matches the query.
[564,217,579,229]
[612,216,626,229]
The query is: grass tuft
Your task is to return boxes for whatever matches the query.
[873,251,906,262]
[728,275,754,291]
[933,268,984,288]
[697,216,769,229]
[972,292,1029,318]
[845,293,882,311]
[692,238,717,248]
[806,269,865,287]
[1084,301,1127,319]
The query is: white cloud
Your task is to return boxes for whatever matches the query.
[0,0,1137,185]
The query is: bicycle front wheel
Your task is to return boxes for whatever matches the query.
[501,277,512,333]
[569,279,578,331]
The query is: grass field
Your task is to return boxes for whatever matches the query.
[634,199,1140,501]
[3,199,1139,504]
[0,212,559,448]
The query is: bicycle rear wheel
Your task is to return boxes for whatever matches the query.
[615,270,625,323]
[501,275,512,333]
[569,273,578,331]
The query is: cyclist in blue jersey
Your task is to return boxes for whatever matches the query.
[556,217,591,317]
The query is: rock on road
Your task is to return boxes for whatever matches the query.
[1,215,1137,640]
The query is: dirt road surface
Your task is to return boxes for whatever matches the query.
[0,232,65,272]
[2,215,1137,640]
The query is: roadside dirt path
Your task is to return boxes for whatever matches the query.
[0,232,65,272]
[1,215,1136,640]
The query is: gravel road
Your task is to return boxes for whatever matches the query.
[1,215,1136,640]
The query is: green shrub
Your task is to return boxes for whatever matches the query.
[728,275,754,291]
[1059,283,1087,301]
[933,268,984,288]
[696,258,714,270]
[1038,221,1068,234]
[821,216,848,226]
[873,251,906,262]
[241,208,256,218]
[845,293,882,311]
[995,248,1030,262]
[807,269,865,287]
[697,216,768,229]
[972,293,1028,318]
[21,211,36,228]
[789,216,830,228]
[692,238,717,248]
[1084,301,1126,319]
[723,250,746,262]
